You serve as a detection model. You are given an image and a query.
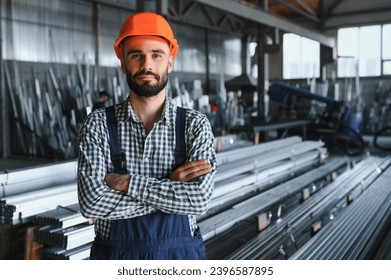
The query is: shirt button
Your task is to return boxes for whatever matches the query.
[142,132,146,137]
[144,157,149,162]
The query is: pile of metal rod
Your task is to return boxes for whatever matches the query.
[290,160,391,260]
[226,155,391,260]
[209,136,327,212]
[35,223,94,251]
[0,160,77,224]
[0,184,77,224]
[199,156,347,241]
[4,60,126,159]
[0,160,77,198]
[31,204,87,228]
[40,243,92,260]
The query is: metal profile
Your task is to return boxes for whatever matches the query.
[227,156,390,260]
[290,160,391,260]
[199,157,348,241]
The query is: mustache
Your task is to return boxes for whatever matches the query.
[133,70,160,81]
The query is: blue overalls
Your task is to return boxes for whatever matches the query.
[89,106,206,260]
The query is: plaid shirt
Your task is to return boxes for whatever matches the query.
[77,97,216,240]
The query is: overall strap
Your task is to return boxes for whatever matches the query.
[174,106,187,169]
[105,106,127,174]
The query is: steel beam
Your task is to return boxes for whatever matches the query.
[194,0,335,47]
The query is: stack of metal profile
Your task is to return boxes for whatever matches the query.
[199,156,347,241]
[209,136,328,212]
[41,243,92,260]
[289,159,391,260]
[35,223,94,251]
[31,204,87,228]
[31,203,94,260]
[0,184,77,225]
[0,161,77,224]
[226,155,391,260]
[199,136,337,241]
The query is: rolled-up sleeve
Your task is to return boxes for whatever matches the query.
[77,111,147,220]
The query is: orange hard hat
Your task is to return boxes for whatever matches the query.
[114,12,179,59]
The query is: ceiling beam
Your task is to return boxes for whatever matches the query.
[194,0,335,47]
[272,0,320,22]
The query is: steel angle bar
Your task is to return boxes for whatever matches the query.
[200,157,347,241]
[66,243,92,260]
[217,136,302,166]
[3,63,20,119]
[36,223,93,250]
[216,140,324,182]
[65,225,95,250]
[32,204,87,228]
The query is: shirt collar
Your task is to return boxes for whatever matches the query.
[116,96,175,127]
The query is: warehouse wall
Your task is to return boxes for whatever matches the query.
[0,0,243,159]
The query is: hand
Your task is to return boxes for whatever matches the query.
[105,173,131,193]
[169,160,212,182]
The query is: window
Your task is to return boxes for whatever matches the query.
[338,24,390,77]
[383,24,391,75]
[283,33,320,79]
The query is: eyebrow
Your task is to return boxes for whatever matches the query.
[126,49,166,55]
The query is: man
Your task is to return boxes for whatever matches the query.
[77,12,216,260]
[92,90,111,111]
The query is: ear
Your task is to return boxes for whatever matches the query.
[167,56,173,74]
[120,59,126,74]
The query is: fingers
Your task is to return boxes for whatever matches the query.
[170,160,212,182]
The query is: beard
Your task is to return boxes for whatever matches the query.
[126,68,169,97]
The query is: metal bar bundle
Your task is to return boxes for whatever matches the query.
[0,160,77,198]
[0,184,77,224]
[215,140,325,182]
[4,60,127,160]
[199,157,348,241]
[208,150,323,211]
[35,223,94,251]
[226,156,391,260]
[290,161,391,260]
[216,136,303,167]
[41,243,92,260]
[31,204,88,228]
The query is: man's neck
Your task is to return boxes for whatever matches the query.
[129,91,166,133]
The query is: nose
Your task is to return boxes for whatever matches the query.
[140,55,153,71]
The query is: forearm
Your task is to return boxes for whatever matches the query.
[77,150,144,220]
[128,171,215,215]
